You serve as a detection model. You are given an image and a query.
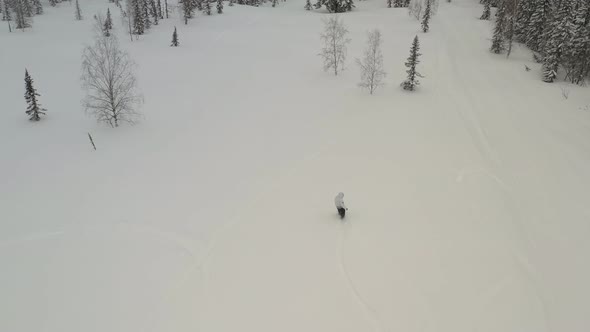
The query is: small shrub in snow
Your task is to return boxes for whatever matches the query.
[171,26,179,46]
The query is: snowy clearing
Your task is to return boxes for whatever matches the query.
[1,0,590,331]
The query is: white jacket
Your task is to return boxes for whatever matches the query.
[334,192,347,210]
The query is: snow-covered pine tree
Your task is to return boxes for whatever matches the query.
[149,0,158,24]
[229,0,234,6]
[315,0,352,12]
[24,69,47,121]
[402,35,422,91]
[401,36,423,91]
[387,0,392,8]
[393,0,402,7]
[14,0,31,30]
[304,0,312,10]
[1,0,12,21]
[403,0,410,7]
[272,0,277,7]
[217,0,223,12]
[563,0,589,84]
[525,0,551,52]
[490,0,507,54]
[165,0,169,17]
[74,0,82,20]
[513,0,534,42]
[23,0,32,17]
[171,26,179,46]
[103,8,113,36]
[542,0,575,82]
[132,0,145,32]
[195,0,202,11]
[204,0,211,15]
[32,0,42,15]
[421,0,431,32]
[142,0,151,29]
[480,0,490,20]
[157,0,163,18]
[48,0,56,6]
[182,0,193,24]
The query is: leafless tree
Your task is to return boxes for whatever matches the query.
[319,16,351,76]
[81,35,143,127]
[356,29,386,94]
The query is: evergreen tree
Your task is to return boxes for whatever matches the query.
[525,0,551,52]
[490,0,507,54]
[542,0,575,82]
[229,0,233,6]
[23,0,32,17]
[171,26,179,46]
[513,0,534,42]
[149,0,158,24]
[564,0,590,84]
[402,35,422,91]
[74,0,82,20]
[133,0,145,32]
[195,0,202,11]
[272,0,277,7]
[182,0,193,24]
[24,69,46,121]
[48,0,56,6]
[315,0,353,12]
[32,0,42,15]
[103,8,113,36]
[1,0,12,21]
[217,0,223,12]
[480,0,490,20]
[403,0,410,6]
[157,0,163,18]
[393,0,402,7]
[204,0,211,15]
[304,0,312,10]
[421,0,431,32]
[142,0,151,29]
[14,0,30,30]
[387,0,392,8]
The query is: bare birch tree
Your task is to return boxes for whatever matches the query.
[319,16,350,76]
[81,35,143,127]
[356,29,386,94]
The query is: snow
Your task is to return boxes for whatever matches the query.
[2,0,590,331]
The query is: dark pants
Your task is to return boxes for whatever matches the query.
[337,208,346,219]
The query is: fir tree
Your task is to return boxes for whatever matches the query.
[182,0,193,24]
[315,0,353,12]
[150,0,158,24]
[48,0,56,6]
[525,0,551,52]
[393,0,402,7]
[272,0,277,7]
[1,0,12,22]
[204,0,211,15]
[480,0,490,20]
[229,0,234,6]
[421,0,431,32]
[490,0,507,54]
[32,0,42,15]
[542,0,575,82]
[103,8,113,36]
[23,0,32,17]
[387,0,392,8]
[564,0,590,84]
[142,0,151,29]
[74,0,82,20]
[24,69,47,121]
[402,35,422,91]
[304,0,312,10]
[513,0,534,42]
[403,0,409,6]
[14,0,31,30]
[217,0,223,12]
[171,26,179,46]
[157,0,163,18]
[133,0,145,32]
[195,0,202,11]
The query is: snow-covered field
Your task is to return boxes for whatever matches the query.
[2,0,590,331]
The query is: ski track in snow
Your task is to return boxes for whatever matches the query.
[338,222,385,332]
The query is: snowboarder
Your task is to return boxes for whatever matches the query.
[334,192,348,219]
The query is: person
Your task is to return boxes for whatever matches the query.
[334,192,348,219]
